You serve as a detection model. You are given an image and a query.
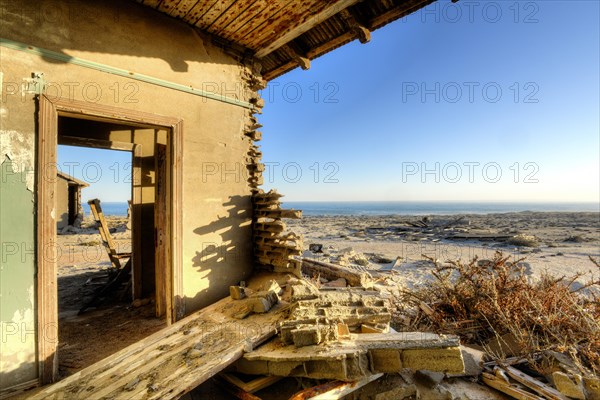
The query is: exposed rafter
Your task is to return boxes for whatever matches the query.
[254,0,361,58]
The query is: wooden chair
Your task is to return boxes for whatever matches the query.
[87,199,131,269]
[81,199,132,313]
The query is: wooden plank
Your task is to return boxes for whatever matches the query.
[254,0,361,57]
[186,0,221,27]
[225,0,294,44]
[482,372,544,400]
[369,0,435,29]
[88,199,124,270]
[0,379,39,400]
[29,292,287,400]
[155,143,168,318]
[306,31,354,58]
[37,95,59,384]
[287,375,384,400]
[170,121,184,321]
[218,0,267,40]
[132,144,143,300]
[168,0,201,18]
[58,135,135,151]
[201,0,239,31]
[501,366,569,400]
[157,0,185,13]
[220,373,282,393]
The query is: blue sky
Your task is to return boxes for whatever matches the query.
[59,0,599,203]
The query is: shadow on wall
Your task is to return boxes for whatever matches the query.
[0,361,38,395]
[1,0,238,72]
[186,195,253,311]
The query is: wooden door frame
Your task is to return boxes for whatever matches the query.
[37,95,183,383]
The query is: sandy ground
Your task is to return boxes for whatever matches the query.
[287,212,600,292]
[56,217,165,377]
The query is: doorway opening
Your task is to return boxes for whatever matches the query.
[37,96,183,383]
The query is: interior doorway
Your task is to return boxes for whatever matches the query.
[37,96,183,383]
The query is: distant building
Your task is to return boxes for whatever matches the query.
[56,171,88,230]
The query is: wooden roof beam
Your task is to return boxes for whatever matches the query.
[339,9,371,44]
[284,44,311,70]
[254,0,362,58]
[369,0,436,29]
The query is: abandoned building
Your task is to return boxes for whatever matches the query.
[55,171,88,230]
[0,0,459,398]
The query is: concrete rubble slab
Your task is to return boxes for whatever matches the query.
[236,332,464,381]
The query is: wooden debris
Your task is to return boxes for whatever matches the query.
[288,373,383,400]
[482,372,545,400]
[219,373,282,394]
[500,365,569,400]
[302,258,372,287]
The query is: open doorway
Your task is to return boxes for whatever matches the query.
[55,141,166,377]
[37,96,183,383]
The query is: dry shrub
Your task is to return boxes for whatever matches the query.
[400,252,600,375]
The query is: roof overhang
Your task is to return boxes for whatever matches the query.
[134,0,438,80]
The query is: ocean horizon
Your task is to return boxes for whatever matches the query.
[84,200,599,217]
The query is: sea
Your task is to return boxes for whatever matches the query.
[84,201,599,217]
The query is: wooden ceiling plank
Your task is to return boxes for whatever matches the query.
[254,0,361,58]
[185,0,221,27]
[369,0,435,29]
[168,0,201,18]
[157,0,184,13]
[206,0,253,35]
[142,0,163,7]
[201,0,239,29]
[218,0,267,40]
[225,0,295,45]
[241,0,325,49]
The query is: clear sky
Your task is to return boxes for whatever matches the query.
[259,0,600,202]
[58,0,599,203]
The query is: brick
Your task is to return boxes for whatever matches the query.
[370,349,402,373]
[401,347,464,374]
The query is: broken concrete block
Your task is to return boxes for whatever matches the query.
[552,372,586,400]
[447,345,484,377]
[370,349,402,373]
[239,333,464,381]
[401,347,464,374]
[414,370,445,388]
[291,327,322,347]
[229,286,246,300]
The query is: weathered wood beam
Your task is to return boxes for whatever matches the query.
[284,44,311,70]
[254,0,361,58]
[369,0,437,30]
[340,9,371,44]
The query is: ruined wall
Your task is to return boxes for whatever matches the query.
[1,0,263,389]
[55,175,69,230]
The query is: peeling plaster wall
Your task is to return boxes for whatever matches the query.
[1,0,265,389]
[0,157,37,386]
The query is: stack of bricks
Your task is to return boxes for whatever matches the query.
[240,63,304,277]
[280,284,392,347]
[253,189,303,277]
[241,61,266,191]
